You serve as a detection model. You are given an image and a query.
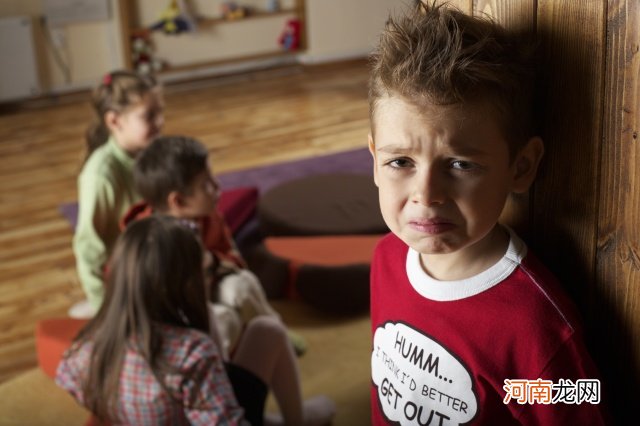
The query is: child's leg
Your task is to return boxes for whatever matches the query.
[218,269,280,321]
[218,269,308,356]
[207,302,242,360]
[231,316,335,426]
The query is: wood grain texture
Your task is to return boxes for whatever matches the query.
[595,0,640,421]
[474,0,537,237]
[0,60,371,384]
[473,0,536,31]
[533,0,605,305]
[438,0,473,13]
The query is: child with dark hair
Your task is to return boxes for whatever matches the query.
[71,70,163,318]
[368,2,609,424]
[57,215,335,425]
[122,135,305,357]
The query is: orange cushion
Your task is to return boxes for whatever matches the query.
[35,318,88,379]
[264,235,382,266]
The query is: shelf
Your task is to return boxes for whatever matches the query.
[119,0,307,73]
[131,8,299,33]
[198,8,298,28]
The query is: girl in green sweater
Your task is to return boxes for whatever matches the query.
[70,71,163,318]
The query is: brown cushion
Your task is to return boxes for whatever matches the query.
[258,173,387,236]
[258,235,383,314]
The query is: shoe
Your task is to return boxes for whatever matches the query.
[68,300,96,319]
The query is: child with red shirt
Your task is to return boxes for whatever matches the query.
[123,135,305,358]
[367,3,610,425]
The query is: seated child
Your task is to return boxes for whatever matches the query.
[367,3,610,425]
[71,70,163,318]
[121,135,305,357]
[57,215,335,425]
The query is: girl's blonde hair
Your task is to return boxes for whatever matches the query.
[85,70,159,160]
[70,215,209,420]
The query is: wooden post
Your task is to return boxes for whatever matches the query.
[595,0,640,422]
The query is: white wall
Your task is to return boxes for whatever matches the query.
[0,0,405,98]
[0,0,123,94]
[301,0,402,64]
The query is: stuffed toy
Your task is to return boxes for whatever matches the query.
[130,30,163,75]
[221,2,250,20]
[149,0,197,35]
[278,18,301,51]
[265,0,280,13]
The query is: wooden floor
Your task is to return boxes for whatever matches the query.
[0,59,372,384]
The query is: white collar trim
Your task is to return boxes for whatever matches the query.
[405,227,527,301]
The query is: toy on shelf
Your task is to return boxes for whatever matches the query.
[221,2,251,21]
[130,30,164,75]
[278,18,301,51]
[265,0,280,13]
[149,0,197,35]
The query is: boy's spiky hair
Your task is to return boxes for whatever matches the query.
[369,1,537,155]
[134,135,209,211]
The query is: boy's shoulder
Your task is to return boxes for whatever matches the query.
[120,201,153,230]
[516,249,584,329]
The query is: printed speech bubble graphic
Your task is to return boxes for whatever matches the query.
[372,322,478,425]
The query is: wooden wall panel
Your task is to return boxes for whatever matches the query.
[596,0,640,421]
[436,0,472,14]
[532,0,605,309]
[475,0,537,237]
[473,0,536,32]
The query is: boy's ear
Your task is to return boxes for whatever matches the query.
[368,133,378,187]
[512,136,544,194]
[166,190,185,214]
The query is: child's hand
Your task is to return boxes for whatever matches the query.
[216,259,240,278]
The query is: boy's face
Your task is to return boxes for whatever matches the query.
[177,168,220,219]
[370,96,534,267]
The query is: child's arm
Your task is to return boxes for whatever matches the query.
[55,343,88,406]
[515,334,611,425]
[182,339,247,425]
[73,174,119,311]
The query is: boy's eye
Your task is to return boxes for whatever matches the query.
[386,158,413,169]
[450,160,476,171]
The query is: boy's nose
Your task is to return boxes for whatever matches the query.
[412,168,446,206]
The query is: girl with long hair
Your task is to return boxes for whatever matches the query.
[57,215,335,425]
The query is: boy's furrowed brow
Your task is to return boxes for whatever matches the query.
[447,144,490,156]
[375,145,416,155]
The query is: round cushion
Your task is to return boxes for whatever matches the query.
[35,317,88,379]
[258,173,387,236]
[264,235,383,314]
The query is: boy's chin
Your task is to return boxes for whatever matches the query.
[402,235,459,256]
